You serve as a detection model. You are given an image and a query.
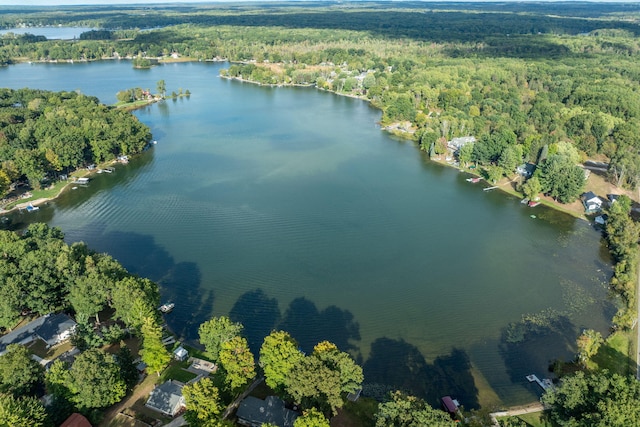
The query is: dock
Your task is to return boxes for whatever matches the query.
[526,374,553,391]
[483,186,499,191]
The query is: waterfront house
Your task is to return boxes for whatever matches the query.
[447,136,476,151]
[0,313,76,355]
[60,413,92,427]
[236,396,298,427]
[516,163,536,178]
[145,380,185,417]
[582,192,603,213]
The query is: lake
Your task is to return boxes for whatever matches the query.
[0,60,614,408]
[0,27,95,40]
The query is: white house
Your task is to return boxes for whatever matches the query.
[582,192,603,213]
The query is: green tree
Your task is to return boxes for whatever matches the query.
[286,341,363,415]
[198,316,243,362]
[68,274,107,324]
[0,344,44,397]
[219,336,255,391]
[182,377,224,427]
[260,330,304,394]
[576,329,603,366]
[521,176,542,201]
[542,370,640,426]
[116,345,140,390]
[139,316,171,375]
[458,143,474,167]
[156,79,166,98]
[294,407,331,427]
[0,393,48,427]
[375,391,456,427]
[536,154,585,203]
[69,348,127,410]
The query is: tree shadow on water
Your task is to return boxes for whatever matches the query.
[363,337,479,410]
[71,225,211,342]
[499,313,576,388]
[229,289,281,356]
[278,297,361,357]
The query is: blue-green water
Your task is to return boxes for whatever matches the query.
[0,61,614,407]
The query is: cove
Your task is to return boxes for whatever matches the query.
[0,60,614,407]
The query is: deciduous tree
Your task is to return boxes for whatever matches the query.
[198,316,243,362]
[260,330,304,394]
[182,377,224,426]
[219,336,255,391]
[0,344,44,396]
[375,391,456,427]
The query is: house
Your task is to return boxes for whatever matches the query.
[582,191,603,213]
[516,163,536,178]
[236,396,299,427]
[447,136,476,151]
[36,313,77,348]
[60,413,92,427]
[173,345,188,361]
[0,313,76,356]
[145,380,185,417]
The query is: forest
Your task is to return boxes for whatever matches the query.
[0,88,151,195]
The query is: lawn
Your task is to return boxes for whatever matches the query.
[498,412,553,427]
[590,330,635,375]
[159,361,198,384]
[330,398,377,427]
[27,339,73,360]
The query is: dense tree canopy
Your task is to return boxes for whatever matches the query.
[198,316,243,362]
[0,344,44,397]
[67,349,127,411]
[182,377,224,427]
[0,224,158,331]
[0,393,47,427]
[542,371,640,426]
[375,391,457,427]
[0,88,151,192]
[260,330,305,395]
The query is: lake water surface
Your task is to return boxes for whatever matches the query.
[0,60,614,407]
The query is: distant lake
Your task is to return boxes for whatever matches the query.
[0,61,614,408]
[0,27,95,40]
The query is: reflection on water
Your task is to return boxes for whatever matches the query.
[0,61,615,406]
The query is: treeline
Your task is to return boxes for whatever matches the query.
[3,5,640,189]
[604,196,640,328]
[0,88,151,194]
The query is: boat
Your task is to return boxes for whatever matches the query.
[26,203,39,212]
[528,201,540,207]
[159,303,175,313]
[520,198,529,204]
[466,177,481,183]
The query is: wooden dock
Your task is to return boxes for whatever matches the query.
[526,374,553,391]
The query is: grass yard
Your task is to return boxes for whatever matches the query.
[498,412,552,427]
[27,339,73,360]
[590,330,635,375]
[330,398,378,427]
[159,361,198,384]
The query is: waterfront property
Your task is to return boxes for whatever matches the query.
[582,191,604,213]
[0,313,77,355]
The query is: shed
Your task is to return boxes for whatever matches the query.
[441,396,459,418]
[173,345,188,361]
[236,396,299,427]
[145,380,185,417]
